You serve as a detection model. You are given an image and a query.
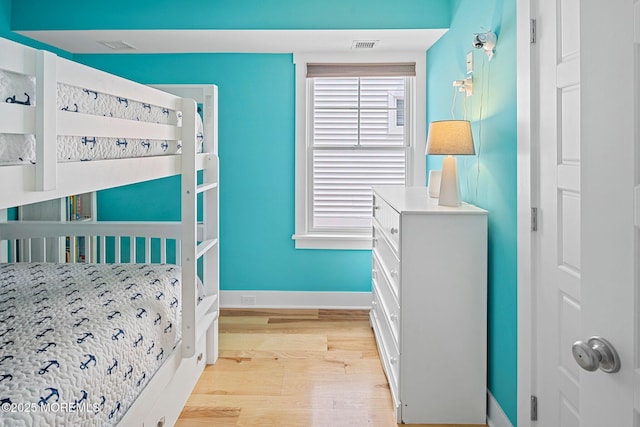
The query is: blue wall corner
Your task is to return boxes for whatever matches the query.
[427,0,517,424]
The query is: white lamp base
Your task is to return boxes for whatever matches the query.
[428,170,441,198]
[438,155,461,207]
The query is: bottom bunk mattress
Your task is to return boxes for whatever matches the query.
[0,262,183,426]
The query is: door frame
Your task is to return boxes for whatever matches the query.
[516,1,534,426]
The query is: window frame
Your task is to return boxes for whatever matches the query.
[292,52,427,250]
[310,76,410,231]
[388,91,405,134]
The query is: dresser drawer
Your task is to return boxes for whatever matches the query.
[371,289,400,398]
[372,254,400,345]
[372,194,400,249]
[373,225,400,294]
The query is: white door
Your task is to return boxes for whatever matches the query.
[531,0,637,426]
[534,0,584,423]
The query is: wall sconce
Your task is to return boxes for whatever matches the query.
[473,31,497,60]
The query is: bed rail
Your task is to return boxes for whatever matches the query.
[0,219,218,357]
[0,220,182,263]
[0,154,210,210]
[0,36,200,209]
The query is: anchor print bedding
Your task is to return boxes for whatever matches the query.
[0,263,182,426]
[0,69,204,164]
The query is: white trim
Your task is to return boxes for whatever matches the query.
[487,391,514,427]
[292,51,427,250]
[17,29,448,55]
[517,1,534,426]
[220,290,372,310]
[291,233,372,250]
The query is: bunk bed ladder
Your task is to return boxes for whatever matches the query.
[181,95,220,364]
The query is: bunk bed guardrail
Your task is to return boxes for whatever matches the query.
[0,36,210,209]
[0,219,219,351]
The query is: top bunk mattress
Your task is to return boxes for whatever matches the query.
[0,69,204,165]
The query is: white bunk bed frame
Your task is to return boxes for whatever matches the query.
[0,36,219,427]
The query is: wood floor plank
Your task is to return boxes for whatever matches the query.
[215,350,323,360]
[328,334,381,357]
[235,407,397,427]
[220,319,374,336]
[318,308,371,320]
[221,308,319,319]
[177,405,241,419]
[177,309,487,427]
[190,358,285,396]
[219,315,270,325]
[220,332,327,352]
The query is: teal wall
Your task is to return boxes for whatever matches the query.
[426,0,517,424]
[77,52,371,292]
[5,0,519,423]
[11,0,450,31]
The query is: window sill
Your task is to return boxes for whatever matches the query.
[292,233,372,250]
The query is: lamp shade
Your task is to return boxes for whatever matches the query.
[426,120,475,155]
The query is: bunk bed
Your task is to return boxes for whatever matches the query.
[0,36,219,427]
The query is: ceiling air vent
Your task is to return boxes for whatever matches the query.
[98,40,137,51]
[351,40,378,49]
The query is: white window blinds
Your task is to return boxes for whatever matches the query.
[309,69,411,231]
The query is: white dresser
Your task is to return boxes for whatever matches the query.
[370,186,487,424]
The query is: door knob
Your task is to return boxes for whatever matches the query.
[572,336,620,373]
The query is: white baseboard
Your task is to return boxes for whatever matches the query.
[487,391,514,427]
[220,290,372,310]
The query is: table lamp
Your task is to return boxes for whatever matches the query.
[426,120,475,207]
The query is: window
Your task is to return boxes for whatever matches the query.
[312,76,408,230]
[293,54,426,250]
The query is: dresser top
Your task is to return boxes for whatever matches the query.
[373,186,487,215]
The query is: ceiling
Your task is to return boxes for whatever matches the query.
[16,29,447,54]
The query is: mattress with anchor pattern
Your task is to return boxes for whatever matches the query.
[0,69,204,164]
[0,262,182,426]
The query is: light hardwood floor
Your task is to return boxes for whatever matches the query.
[176,309,487,427]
